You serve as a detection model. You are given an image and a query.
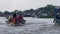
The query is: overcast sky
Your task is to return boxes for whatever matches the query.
[0,0,60,12]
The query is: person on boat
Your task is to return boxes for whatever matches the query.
[17,14,23,23]
[12,10,17,24]
[56,12,60,19]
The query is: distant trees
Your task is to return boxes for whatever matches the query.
[4,11,10,15]
[0,5,59,18]
[23,9,35,17]
[34,5,55,17]
[0,12,3,16]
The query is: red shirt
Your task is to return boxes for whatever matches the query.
[17,16,23,20]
